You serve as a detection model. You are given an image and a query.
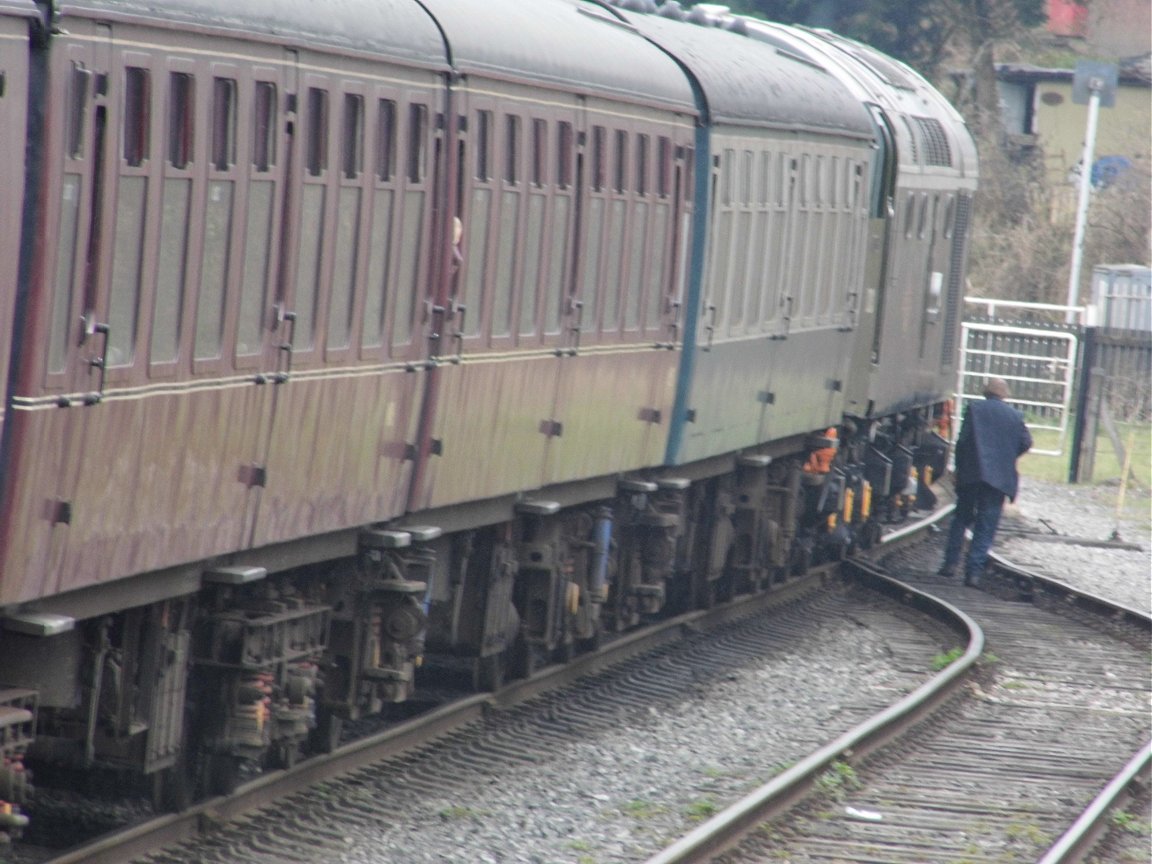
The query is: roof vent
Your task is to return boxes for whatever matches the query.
[724,15,748,34]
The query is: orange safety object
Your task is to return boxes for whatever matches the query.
[934,400,953,439]
[803,428,838,474]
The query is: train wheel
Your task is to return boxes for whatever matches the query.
[553,636,574,665]
[578,622,603,654]
[510,639,542,680]
[472,653,506,692]
[273,742,298,771]
[208,754,241,796]
[310,710,344,754]
[151,760,193,813]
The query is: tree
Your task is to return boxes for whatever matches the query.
[729,0,1044,81]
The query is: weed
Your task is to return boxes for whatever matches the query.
[1111,809,1150,834]
[621,799,666,820]
[438,805,481,821]
[932,647,964,670]
[1005,818,1048,845]
[815,760,860,797]
[684,797,719,822]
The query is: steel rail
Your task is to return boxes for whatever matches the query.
[644,508,1152,864]
[989,548,1152,864]
[643,507,982,864]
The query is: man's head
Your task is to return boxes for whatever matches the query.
[983,377,1010,400]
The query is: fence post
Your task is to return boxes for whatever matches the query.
[1068,325,1098,483]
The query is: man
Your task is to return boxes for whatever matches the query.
[939,378,1033,586]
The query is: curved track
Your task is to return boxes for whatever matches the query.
[650,527,1151,864]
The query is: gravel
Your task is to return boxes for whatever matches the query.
[304,596,940,864]
[1001,477,1151,614]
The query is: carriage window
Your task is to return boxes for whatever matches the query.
[614,130,627,193]
[305,87,328,176]
[376,99,396,180]
[722,149,734,206]
[475,109,492,181]
[342,93,363,179]
[252,81,276,171]
[211,77,236,171]
[591,125,606,192]
[683,147,694,203]
[742,150,753,205]
[636,134,649,196]
[759,151,771,204]
[943,195,956,238]
[657,136,670,198]
[917,193,929,238]
[504,114,520,184]
[531,118,546,187]
[167,73,194,168]
[67,64,91,159]
[407,103,427,182]
[123,67,150,166]
[904,192,916,238]
[557,121,573,189]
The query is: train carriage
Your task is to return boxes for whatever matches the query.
[0,0,979,830]
[748,22,980,422]
[613,10,878,466]
[403,0,698,513]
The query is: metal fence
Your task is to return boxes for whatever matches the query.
[960,296,1151,482]
[960,299,1082,457]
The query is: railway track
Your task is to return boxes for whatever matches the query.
[648,530,1151,864]
[11,506,1147,864]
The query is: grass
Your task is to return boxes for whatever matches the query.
[931,647,965,671]
[1020,418,1151,488]
[1017,418,1151,530]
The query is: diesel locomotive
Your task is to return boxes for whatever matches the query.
[0,0,975,827]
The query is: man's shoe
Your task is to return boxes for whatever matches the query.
[936,566,956,578]
[963,574,980,587]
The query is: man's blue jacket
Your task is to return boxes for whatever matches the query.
[953,396,1033,501]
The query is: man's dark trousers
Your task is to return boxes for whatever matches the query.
[942,481,1006,584]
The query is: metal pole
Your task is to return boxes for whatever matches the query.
[1066,85,1102,322]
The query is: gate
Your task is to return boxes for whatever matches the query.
[958,299,1084,457]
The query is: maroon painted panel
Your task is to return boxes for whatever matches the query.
[0,409,74,606]
[544,345,678,484]
[0,13,30,441]
[413,352,558,511]
[52,384,267,596]
[249,368,419,547]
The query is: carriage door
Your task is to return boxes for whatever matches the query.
[232,52,298,545]
[34,28,116,593]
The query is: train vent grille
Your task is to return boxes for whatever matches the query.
[940,194,972,365]
[914,117,953,167]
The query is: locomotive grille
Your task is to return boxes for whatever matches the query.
[940,194,972,365]
[913,117,952,167]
